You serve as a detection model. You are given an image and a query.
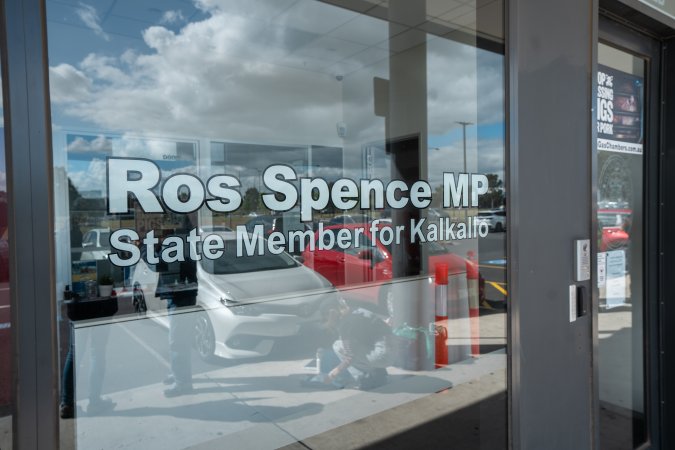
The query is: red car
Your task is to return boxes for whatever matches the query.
[302,223,479,309]
[598,208,631,251]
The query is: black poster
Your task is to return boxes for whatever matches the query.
[597,64,644,155]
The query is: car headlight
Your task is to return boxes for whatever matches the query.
[220,297,265,316]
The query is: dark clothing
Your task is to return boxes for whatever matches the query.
[157,256,198,388]
[168,298,195,387]
[61,295,118,408]
[338,308,391,352]
[70,226,82,248]
[155,259,198,305]
[328,308,392,389]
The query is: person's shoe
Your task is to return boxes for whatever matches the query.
[163,384,193,398]
[87,397,116,415]
[163,374,175,385]
[60,403,74,419]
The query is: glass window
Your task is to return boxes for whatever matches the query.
[47,1,506,448]
[597,42,647,449]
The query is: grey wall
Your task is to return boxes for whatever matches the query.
[508,1,595,448]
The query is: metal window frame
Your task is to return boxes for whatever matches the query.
[0,0,601,448]
[2,0,58,448]
[4,0,671,448]
[596,14,663,449]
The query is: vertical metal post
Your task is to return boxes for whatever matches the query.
[2,0,58,447]
[456,121,472,222]
[456,121,473,174]
[509,0,595,448]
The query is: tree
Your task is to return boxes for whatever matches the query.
[240,187,260,214]
[68,177,82,205]
[478,173,505,209]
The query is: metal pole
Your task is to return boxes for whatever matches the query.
[456,121,473,174]
[456,121,473,222]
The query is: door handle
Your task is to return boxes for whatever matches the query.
[577,285,588,317]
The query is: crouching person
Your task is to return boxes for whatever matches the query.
[327,304,392,390]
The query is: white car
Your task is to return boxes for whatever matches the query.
[130,232,338,361]
[80,228,111,260]
[475,210,506,232]
[198,225,233,233]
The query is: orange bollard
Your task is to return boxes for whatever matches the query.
[434,263,449,368]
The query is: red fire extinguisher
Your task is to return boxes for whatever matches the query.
[435,263,449,368]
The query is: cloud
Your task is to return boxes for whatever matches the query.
[67,135,113,153]
[68,158,108,193]
[49,64,91,103]
[160,10,185,25]
[76,3,109,42]
[65,132,199,161]
[68,146,198,195]
[50,0,505,167]
[427,40,505,133]
[112,135,196,162]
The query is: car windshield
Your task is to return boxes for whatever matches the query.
[99,232,110,246]
[598,213,620,227]
[200,240,298,275]
[598,211,631,228]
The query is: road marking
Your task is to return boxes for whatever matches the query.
[0,323,10,329]
[119,323,170,369]
[479,264,507,270]
[0,305,10,309]
[482,259,507,265]
[487,281,508,296]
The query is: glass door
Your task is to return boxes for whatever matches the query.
[596,17,660,450]
[0,58,10,449]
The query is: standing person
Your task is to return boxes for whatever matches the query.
[60,287,118,418]
[156,216,199,397]
[157,255,198,397]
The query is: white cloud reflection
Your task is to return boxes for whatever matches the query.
[67,135,112,153]
[50,0,505,188]
[160,10,185,25]
[75,3,110,41]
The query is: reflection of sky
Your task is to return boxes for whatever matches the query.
[46,0,207,65]
[428,123,505,182]
[429,123,504,148]
[66,133,196,194]
[48,0,506,196]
